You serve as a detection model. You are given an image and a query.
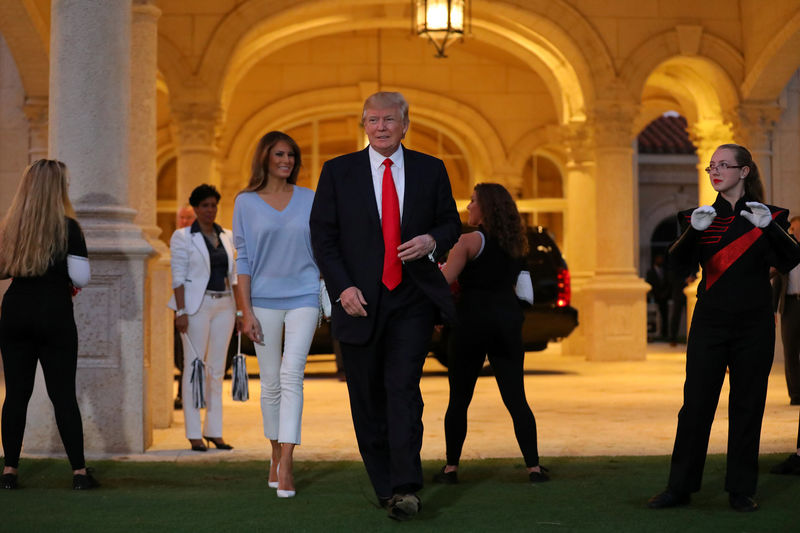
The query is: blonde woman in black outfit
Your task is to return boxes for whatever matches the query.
[434,183,547,485]
[0,160,97,490]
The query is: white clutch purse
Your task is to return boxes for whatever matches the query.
[515,270,534,305]
[319,279,332,319]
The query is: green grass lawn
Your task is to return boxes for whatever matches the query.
[3,454,799,532]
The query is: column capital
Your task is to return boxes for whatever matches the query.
[171,102,222,151]
[687,119,735,155]
[731,101,783,151]
[556,122,594,167]
[23,97,49,161]
[22,96,48,124]
[589,99,639,149]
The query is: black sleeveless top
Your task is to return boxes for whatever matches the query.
[458,228,523,293]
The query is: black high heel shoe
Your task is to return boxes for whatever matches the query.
[189,439,208,452]
[1,473,18,490]
[204,437,233,450]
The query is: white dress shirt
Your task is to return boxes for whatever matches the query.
[368,145,405,221]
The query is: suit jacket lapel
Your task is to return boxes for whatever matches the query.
[401,146,417,235]
[191,231,211,272]
[357,147,381,230]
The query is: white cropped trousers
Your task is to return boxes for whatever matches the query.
[181,293,236,439]
[252,306,319,445]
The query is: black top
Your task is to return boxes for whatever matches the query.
[7,217,87,295]
[671,194,800,317]
[191,220,228,292]
[458,227,523,293]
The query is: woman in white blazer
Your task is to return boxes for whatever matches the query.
[168,184,239,452]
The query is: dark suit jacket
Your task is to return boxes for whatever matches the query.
[310,145,461,345]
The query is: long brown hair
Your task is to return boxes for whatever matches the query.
[474,183,528,258]
[241,131,301,194]
[717,143,764,202]
[0,159,75,277]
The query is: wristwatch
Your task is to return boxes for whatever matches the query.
[175,308,187,317]
[235,310,244,318]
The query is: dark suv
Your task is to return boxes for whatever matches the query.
[234,226,578,363]
[430,225,578,366]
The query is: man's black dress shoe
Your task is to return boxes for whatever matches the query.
[729,493,758,512]
[73,470,100,490]
[1,473,18,490]
[647,490,690,509]
[529,465,550,483]
[770,453,800,475]
[387,493,421,521]
[432,466,458,484]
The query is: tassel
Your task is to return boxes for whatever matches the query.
[232,332,249,401]
[189,357,206,409]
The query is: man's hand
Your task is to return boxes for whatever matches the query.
[741,201,772,228]
[397,234,436,262]
[690,205,717,231]
[340,286,368,317]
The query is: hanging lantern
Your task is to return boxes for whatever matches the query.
[413,0,470,58]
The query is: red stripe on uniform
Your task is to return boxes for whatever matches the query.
[704,210,783,289]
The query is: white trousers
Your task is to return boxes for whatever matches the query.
[252,306,318,445]
[181,293,236,439]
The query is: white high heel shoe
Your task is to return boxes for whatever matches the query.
[276,489,296,498]
[268,462,279,489]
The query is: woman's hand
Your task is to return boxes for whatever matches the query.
[240,310,264,345]
[741,201,772,228]
[690,205,717,231]
[175,314,189,334]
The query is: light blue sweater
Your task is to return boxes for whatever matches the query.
[233,187,320,310]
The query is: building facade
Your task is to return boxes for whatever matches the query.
[1,0,799,454]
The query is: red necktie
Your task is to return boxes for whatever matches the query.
[381,158,402,290]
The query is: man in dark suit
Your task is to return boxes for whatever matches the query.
[310,92,460,520]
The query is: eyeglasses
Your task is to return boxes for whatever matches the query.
[704,161,745,174]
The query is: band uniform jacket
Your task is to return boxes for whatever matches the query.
[669,194,800,317]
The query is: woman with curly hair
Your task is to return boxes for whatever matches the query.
[433,183,548,485]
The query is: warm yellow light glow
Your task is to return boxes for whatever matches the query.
[415,0,468,57]
[426,1,449,31]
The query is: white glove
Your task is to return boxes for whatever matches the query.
[740,201,771,228]
[690,205,717,231]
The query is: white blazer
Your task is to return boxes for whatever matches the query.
[167,225,236,315]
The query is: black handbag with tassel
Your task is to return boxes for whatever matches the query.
[181,333,206,409]
[231,331,249,401]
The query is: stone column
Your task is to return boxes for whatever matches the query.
[735,102,783,201]
[171,102,221,207]
[559,123,596,357]
[22,97,48,162]
[32,0,154,455]
[132,0,173,432]
[579,101,650,361]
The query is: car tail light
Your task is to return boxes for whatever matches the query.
[556,267,571,307]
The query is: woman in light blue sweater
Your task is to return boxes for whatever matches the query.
[233,131,319,499]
